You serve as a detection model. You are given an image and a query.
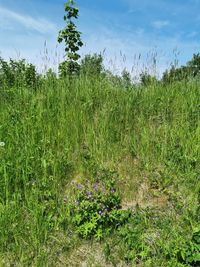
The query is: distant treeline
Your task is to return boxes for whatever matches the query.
[1,52,200,89]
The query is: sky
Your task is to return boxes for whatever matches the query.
[0,0,200,76]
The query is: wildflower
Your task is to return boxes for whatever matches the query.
[110,188,116,193]
[98,210,102,215]
[0,142,5,147]
[77,183,83,190]
[93,183,100,191]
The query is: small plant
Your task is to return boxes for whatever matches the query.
[178,227,200,265]
[69,169,129,239]
[118,209,151,264]
[58,0,83,77]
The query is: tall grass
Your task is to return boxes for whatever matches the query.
[0,73,199,266]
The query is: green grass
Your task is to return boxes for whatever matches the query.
[0,74,199,266]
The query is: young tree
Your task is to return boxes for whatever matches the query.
[58,0,83,77]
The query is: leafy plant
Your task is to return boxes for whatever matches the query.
[58,0,83,77]
[69,169,129,239]
[118,209,151,264]
[178,227,200,265]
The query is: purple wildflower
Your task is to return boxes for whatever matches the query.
[93,183,100,191]
[77,183,83,190]
[98,210,102,215]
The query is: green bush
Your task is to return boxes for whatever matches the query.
[80,54,104,77]
[0,57,38,88]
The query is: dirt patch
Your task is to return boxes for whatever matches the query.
[64,243,128,267]
[122,180,169,210]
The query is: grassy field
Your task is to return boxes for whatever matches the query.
[0,73,199,266]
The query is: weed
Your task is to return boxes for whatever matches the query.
[69,168,130,239]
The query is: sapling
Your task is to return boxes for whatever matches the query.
[58,0,83,77]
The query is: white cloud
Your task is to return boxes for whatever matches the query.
[0,6,57,34]
[152,20,169,29]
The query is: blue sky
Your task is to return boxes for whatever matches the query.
[0,0,200,76]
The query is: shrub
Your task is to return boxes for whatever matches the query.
[80,53,104,77]
[0,57,38,88]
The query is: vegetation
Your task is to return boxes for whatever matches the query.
[70,167,129,240]
[58,0,83,77]
[80,53,104,77]
[0,1,199,266]
[162,53,200,84]
[0,57,38,88]
[0,57,199,265]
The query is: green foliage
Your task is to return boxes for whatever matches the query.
[70,169,129,239]
[58,0,83,77]
[0,57,200,265]
[187,53,200,76]
[140,71,158,86]
[162,53,200,84]
[80,53,104,77]
[45,68,57,80]
[162,65,192,84]
[118,209,151,264]
[121,68,132,88]
[0,57,38,88]
[179,227,200,265]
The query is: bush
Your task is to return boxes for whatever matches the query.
[0,57,38,88]
[80,53,104,77]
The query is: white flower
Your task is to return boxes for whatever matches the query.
[0,142,5,147]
